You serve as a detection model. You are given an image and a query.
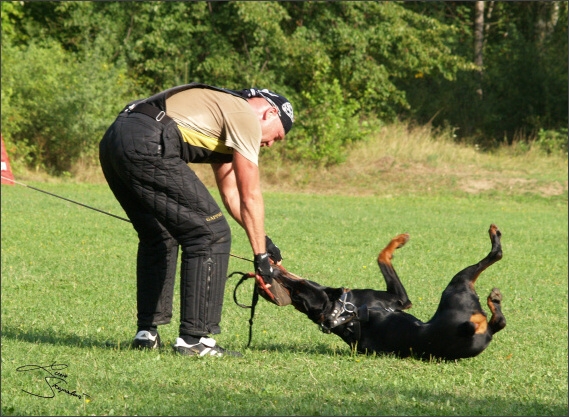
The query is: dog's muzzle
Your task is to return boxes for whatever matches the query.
[320,290,369,333]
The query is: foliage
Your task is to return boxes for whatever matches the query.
[0,1,23,43]
[280,2,477,119]
[287,78,364,165]
[478,3,567,144]
[1,1,567,173]
[1,38,132,174]
[535,128,568,155]
[400,2,568,145]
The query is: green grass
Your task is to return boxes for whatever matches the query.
[1,180,567,416]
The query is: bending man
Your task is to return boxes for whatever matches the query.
[99,83,294,357]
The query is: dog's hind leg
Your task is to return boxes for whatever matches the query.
[377,233,412,309]
[447,224,503,288]
[487,287,506,334]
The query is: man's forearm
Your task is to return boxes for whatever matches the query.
[212,162,243,226]
[232,152,267,255]
[239,193,266,255]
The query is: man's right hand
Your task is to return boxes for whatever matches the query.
[254,253,273,285]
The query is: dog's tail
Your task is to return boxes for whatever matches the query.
[377,233,412,310]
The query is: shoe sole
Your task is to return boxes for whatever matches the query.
[132,335,161,350]
[133,341,160,349]
[173,345,242,357]
[173,346,201,356]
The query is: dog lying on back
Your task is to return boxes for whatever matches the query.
[264,224,506,360]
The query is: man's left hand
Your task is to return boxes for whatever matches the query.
[265,236,282,264]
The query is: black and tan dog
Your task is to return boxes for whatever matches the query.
[265,224,506,360]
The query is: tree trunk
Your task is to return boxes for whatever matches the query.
[484,1,494,47]
[474,1,485,100]
[536,2,560,47]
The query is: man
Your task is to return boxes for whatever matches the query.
[99,83,294,357]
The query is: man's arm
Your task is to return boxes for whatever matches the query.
[211,161,243,226]
[211,153,266,255]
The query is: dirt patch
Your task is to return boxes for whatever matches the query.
[536,181,567,197]
[459,176,567,197]
[460,179,495,194]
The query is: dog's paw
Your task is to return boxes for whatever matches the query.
[488,287,502,304]
[489,224,501,239]
[394,233,410,249]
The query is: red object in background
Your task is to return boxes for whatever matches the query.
[1,134,15,185]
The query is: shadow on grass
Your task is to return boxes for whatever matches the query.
[247,341,350,356]
[0,325,501,362]
[1,325,133,351]
[1,325,352,356]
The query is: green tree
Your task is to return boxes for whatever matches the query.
[1,37,132,173]
[5,1,562,173]
[400,2,568,145]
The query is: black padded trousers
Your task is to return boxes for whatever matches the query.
[99,111,232,336]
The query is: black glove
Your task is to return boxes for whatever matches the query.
[265,235,282,264]
[254,253,273,285]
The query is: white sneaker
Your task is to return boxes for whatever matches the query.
[132,331,161,349]
[173,337,242,357]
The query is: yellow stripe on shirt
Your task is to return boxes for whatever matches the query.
[177,125,233,154]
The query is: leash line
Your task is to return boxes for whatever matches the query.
[229,271,259,348]
[2,175,132,223]
[6,174,258,346]
[2,175,252,263]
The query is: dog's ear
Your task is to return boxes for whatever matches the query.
[324,287,344,302]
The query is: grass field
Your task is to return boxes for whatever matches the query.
[2,184,567,416]
[2,127,567,416]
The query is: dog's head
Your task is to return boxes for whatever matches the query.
[270,265,344,325]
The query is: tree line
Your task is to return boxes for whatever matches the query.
[1,1,567,174]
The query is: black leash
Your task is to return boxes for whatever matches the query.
[2,176,253,263]
[4,175,260,344]
[2,176,132,223]
[230,271,259,348]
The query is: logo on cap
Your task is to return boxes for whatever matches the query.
[282,102,294,122]
[235,87,294,133]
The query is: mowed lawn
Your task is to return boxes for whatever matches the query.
[1,182,567,416]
